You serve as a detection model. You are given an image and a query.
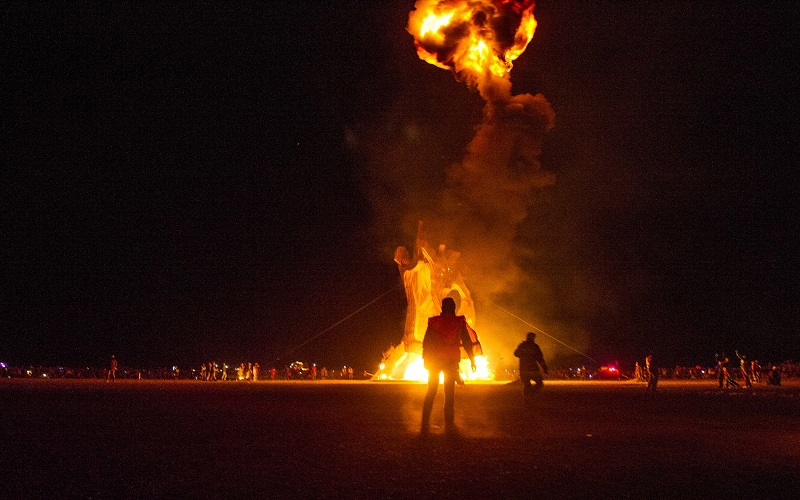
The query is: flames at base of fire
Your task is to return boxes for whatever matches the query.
[372,221,494,382]
[377,350,493,382]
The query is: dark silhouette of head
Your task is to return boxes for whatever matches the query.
[527,332,537,342]
[441,297,456,315]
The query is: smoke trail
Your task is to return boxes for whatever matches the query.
[350,0,589,362]
[442,91,555,289]
[402,0,555,296]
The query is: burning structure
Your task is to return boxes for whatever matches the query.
[376,221,488,380]
[373,0,555,379]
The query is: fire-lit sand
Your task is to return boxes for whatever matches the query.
[2,380,799,497]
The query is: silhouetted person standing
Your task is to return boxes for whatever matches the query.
[106,355,118,382]
[645,353,658,392]
[736,351,752,389]
[716,353,727,389]
[421,297,476,434]
[514,332,548,399]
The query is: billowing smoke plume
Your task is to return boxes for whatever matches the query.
[350,0,588,364]
[442,92,555,293]
[403,0,552,288]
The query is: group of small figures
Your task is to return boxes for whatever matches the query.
[198,362,261,381]
[716,352,782,388]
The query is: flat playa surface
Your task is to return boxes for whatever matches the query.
[2,379,799,498]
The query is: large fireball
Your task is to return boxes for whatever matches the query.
[408,0,537,87]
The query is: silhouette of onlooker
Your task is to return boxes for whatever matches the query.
[106,355,118,382]
[421,297,476,434]
[645,353,658,392]
[514,332,548,399]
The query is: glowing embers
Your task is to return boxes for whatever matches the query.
[408,0,538,81]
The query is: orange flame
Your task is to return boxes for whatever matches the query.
[408,0,537,84]
[378,354,493,382]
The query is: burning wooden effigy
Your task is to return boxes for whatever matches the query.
[376,221,487,381]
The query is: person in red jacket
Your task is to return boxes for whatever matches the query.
[421,297,476,434]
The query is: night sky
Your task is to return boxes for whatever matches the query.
[5,1,798,370]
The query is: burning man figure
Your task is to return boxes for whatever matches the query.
[514,333,548,398]
[421,297,477,434]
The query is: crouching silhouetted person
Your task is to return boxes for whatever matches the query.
[768,366,781,386]
[421,297,476,434]
[514,332,548,399]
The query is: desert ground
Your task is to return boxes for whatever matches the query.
[2,379,799,498]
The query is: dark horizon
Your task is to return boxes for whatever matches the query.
[5,1,798,370]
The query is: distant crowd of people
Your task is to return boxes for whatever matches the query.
[517,359,800,385]
[3,357,798,384]
[197,361,262,381]
[190,361,366,381]
[0,359,370,381]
